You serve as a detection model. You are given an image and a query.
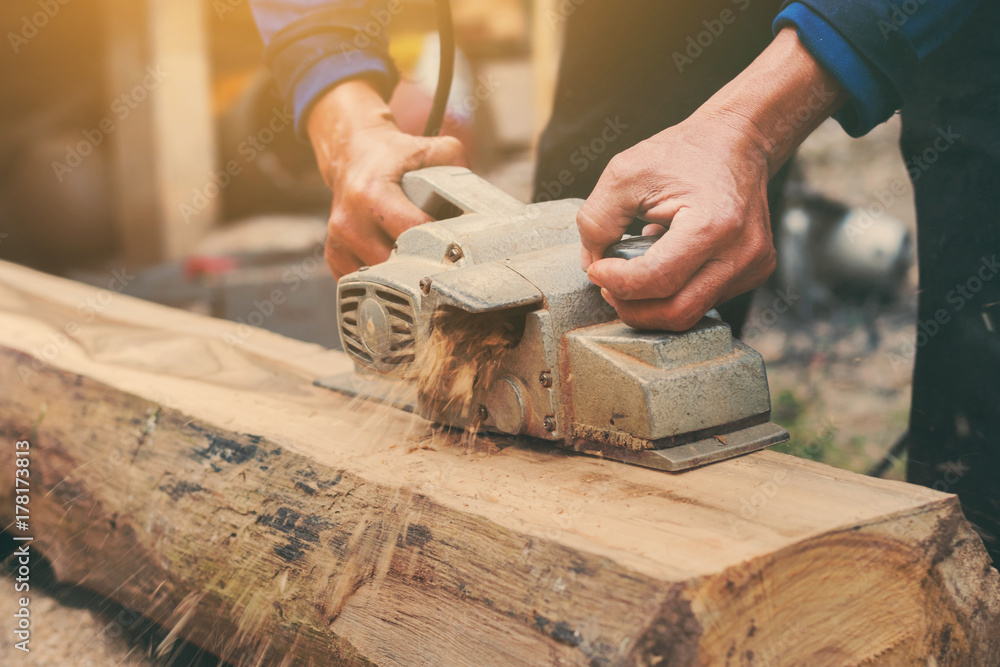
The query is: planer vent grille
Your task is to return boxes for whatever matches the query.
[339,283,417,372]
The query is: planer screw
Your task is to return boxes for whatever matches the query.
[419,277,432,294]
[543,416,556,432]
[446,244,464,262]
[539,371,553,388]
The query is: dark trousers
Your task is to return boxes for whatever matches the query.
[900,2,1000,563]
[534,1,1000,563]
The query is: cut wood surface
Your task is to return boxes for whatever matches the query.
[0,260,997,666]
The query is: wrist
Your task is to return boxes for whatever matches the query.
[307,79,399,177]
[693,27,846,176]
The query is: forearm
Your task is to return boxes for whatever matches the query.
[696,26,847,177]
[307,79,397,185]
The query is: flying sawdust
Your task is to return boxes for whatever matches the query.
[410,308,521,425]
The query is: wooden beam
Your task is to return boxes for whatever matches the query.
[0,260,997,666]
[532,0,562,142]
[102,0,218,265]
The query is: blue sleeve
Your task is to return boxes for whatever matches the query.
[774,0,982,137]
[249,0,400,137]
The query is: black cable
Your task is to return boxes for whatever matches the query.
[424,0,455,137]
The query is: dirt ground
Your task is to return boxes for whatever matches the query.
[2,115,921,665]
[752,116,917,480]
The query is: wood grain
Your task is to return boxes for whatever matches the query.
[0,261,997,666]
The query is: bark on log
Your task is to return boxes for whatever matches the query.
[0,261,997,666]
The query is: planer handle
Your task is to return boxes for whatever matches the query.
[401,166,526,220]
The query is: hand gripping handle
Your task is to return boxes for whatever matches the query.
[401,166,526,219]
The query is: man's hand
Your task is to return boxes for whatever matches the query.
[308,79,467,279]
[579,118,774,331]
[578,27,845,330]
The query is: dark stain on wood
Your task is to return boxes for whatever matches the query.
[159,480,206,502]
[628,584,703,665]
[550,621,582,646]
[295,481,317,496]
[401,524,432,548]
[534,615,582,648]
[192,434,259,465]
[257,507,333,563]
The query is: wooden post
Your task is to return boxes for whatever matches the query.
[0,261,998,665]
[532,0,562,143]
[102,0,218,265]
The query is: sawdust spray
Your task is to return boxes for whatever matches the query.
[410,308,521,432]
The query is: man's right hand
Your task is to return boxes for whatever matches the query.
[307,79,468,279]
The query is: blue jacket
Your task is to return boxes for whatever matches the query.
[250,0,981,138]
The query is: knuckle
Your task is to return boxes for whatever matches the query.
[327,213,349,236]
[666,292,709,330]
[340,178,371,206]
[760,246,778,275]
[707,212,740,238]
[645,260,682,297]
[438,135,463,155]
[604,153,631,182]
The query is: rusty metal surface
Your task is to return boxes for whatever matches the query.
[328,167,789,471]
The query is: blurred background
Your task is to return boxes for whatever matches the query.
[1,1,920,661]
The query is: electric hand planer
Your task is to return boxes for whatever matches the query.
[317,166,788,471]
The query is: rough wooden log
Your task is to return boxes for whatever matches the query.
[0,260,997,666]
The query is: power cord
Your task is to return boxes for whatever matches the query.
[423,0,455,137]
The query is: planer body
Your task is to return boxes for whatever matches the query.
[317,167,788,471]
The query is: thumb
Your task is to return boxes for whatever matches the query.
[576,171,636,269]
[415,134,469,169]
[377,136,470,238]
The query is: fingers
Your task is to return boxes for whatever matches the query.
[600,259,751,331]
[587,207,727,301]
[367,183,435,240]
[600,245,775,330]
[577,155,683,268]
[325,208,395,279]
[326,135,470,279]
[415,134,469,170]
[324,237,364,281]
[576,177,635,268]
[379,135,469,239]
